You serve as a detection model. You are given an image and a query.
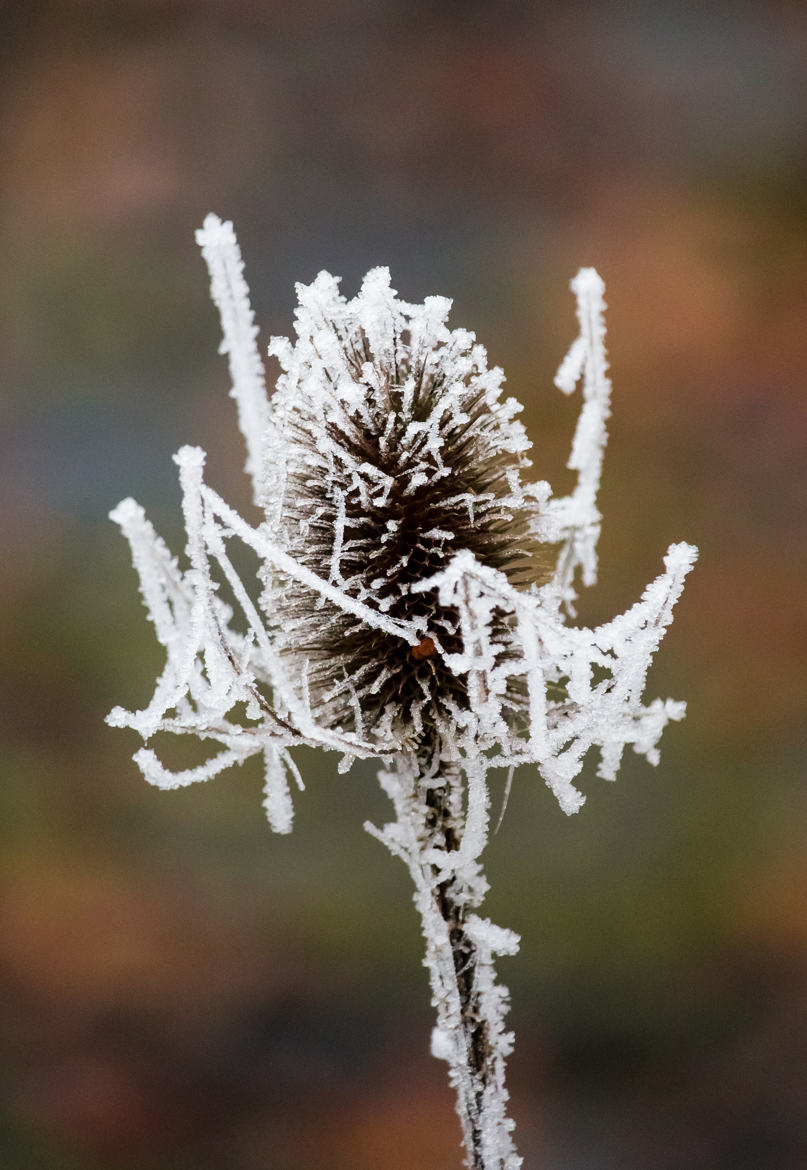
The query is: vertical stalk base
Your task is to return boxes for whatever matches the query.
[368,756,522,1170]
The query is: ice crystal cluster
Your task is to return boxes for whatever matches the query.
[109,215,696,1170]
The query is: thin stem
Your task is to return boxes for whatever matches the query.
[426,779,492,1167]
[373,757,521,1170]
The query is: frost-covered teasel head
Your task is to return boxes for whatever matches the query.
[109,215,697,1170]
[260,269,550,751]
[108,214,696,827]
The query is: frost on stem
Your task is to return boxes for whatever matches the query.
[109,213,696,1168]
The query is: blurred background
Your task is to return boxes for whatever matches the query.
[1,1,805,1167]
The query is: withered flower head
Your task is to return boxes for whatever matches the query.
[108,214,696,825]
[108,215,697,1170]
[261,268,548,750]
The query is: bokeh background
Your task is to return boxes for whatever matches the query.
[1,2,805,1167]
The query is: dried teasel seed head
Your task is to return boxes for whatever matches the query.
[110,216,696,825]
[260,268,551,751]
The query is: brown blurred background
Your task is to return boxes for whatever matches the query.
[1,1,805,1167]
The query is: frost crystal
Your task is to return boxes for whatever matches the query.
[109,214,696,1169]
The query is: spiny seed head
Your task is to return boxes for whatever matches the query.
[110,217,696,825]
[260,267,550,749]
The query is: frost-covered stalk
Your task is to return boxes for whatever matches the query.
[371,755,521,1167]
[109,215,697,1170]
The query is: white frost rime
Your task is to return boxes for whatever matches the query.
[195,214,269,504]
[109,215,696,1170]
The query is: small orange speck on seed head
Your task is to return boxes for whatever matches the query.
[411,636,437,662]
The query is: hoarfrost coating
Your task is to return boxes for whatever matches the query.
[109,213,696,829]
[109,214,696,1169]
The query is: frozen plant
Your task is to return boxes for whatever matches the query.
[109,214,697,1170]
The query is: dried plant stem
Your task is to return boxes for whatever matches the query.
[426,782,502,1168]
[372,758,521,1170]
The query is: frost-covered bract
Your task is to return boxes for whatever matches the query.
[109,214,696,1169]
